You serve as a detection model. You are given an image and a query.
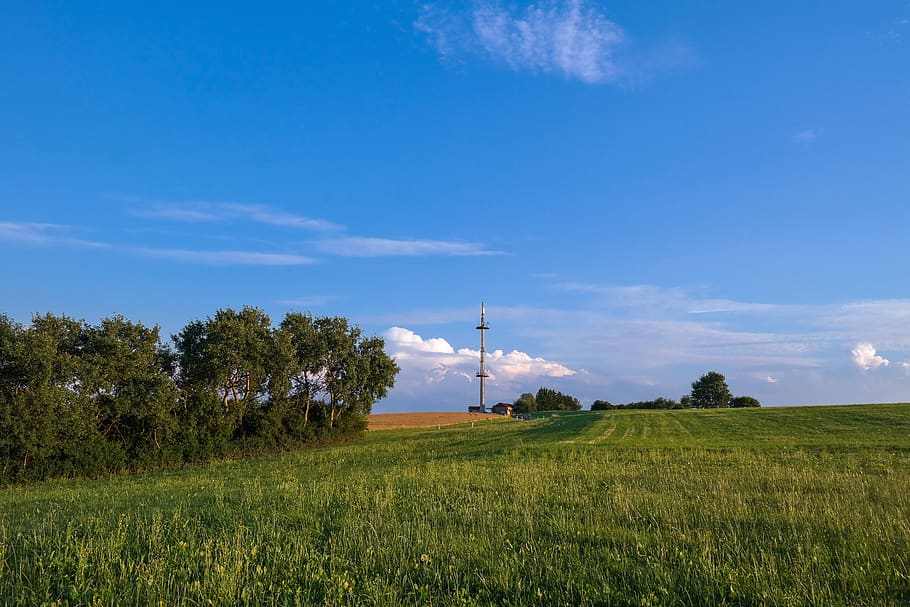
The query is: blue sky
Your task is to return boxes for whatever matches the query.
[2,1,909,411]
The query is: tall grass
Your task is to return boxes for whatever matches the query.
[2,405,909,605]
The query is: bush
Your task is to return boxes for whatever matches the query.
[730,396,761,408]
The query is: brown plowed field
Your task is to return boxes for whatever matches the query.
[367,411,500,431]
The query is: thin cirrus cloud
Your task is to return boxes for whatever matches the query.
[0,221,109,248]
[133,247,316,266]
[128,200,343,232]
[416,0,626,84]
[315,237,503,257]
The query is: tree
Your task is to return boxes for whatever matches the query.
[0,313,98,478]
[536,387,581,411]
[730,395,761,408]
[690,371,731,409]
[172,307,273,436]
[313,316,398,430]
[591,399,614,411]
[277,312,325,429]
[79,315,179,461]
[513,392,537,414]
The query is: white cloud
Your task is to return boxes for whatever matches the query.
[316,237,502,257]
[0,221,109,248]
[487,348,576,380]
[129,200,342,232]
[134,248,315,266]
[386,327,456,354]
[222,204,342,231]
[384,327,575,403]
[794,129,818,144]
[851,343,890,370]
[377,286,910,408]
[416,0,626,83]
[556,282,786,315]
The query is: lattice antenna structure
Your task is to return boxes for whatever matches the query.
[476,302,490,412]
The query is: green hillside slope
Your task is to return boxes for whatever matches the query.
[2,405,909,606]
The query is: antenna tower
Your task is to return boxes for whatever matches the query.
[476,302,490,412]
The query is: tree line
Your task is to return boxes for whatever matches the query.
[0,307,398,482]
[590,371,761,410]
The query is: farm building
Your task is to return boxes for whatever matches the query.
[491,402,513,416]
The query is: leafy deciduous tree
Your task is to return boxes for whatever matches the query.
[513,392,538,414]
[690,371,731,409]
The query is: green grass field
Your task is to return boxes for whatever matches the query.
[2,405,909,606]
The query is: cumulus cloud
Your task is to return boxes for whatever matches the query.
[386,327,456,354]
[416,0,626,83]
[851,343,890,370]
[384,327,575,403]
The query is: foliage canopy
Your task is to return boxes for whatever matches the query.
[0,307,398,482]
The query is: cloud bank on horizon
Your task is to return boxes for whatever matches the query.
[385,326,576,406]
[371,286,910,411]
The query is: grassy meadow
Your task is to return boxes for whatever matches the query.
[2,404,909,606]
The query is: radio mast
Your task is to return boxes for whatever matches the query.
[476,302,490,413]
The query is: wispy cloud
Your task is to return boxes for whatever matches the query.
[133,248,316,266]
[316,237,503,257]
[276,295,340,308]
[793,129,818,145]
[128,199,343,232]
[0,221,109,248]
[416,0,626,83]
[556,282,787,315]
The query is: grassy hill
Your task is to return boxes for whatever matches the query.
[2,405,909,605]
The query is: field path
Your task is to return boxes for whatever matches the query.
[368,411,501,430]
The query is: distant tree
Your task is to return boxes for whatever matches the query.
[730,395,761,408]
[679,395,693,409]
[690,371,731,409]
[590,400,614,411]
[613,397,679,410]
[513,392,537,414]
[536,387,581,411]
